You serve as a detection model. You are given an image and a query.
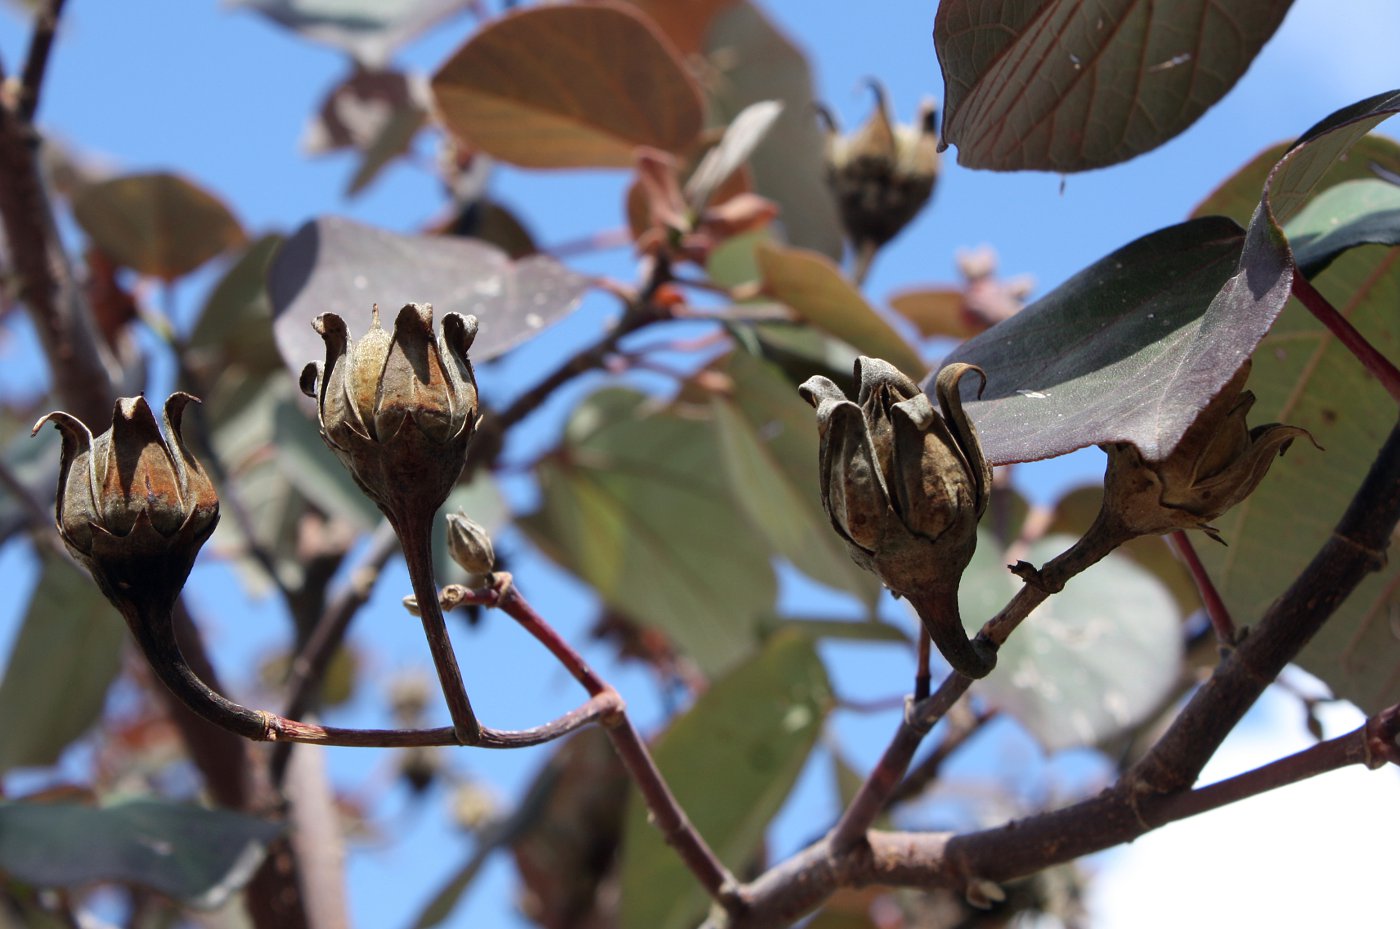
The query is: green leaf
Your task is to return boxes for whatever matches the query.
[949,217,1267,465]
[71,172,246,281]
[958,533,1181,751]
[0,798,281,909]
[272,394,380,532]
[519,388,776,675]
[757,241,925,380]
[1197,245,1400,712]
[770,618,907,643]
[711,349,880,605]
[934,0,1293,172]
[430,2,704,169]
[231,0,459,67]
[269,216,588,376]
[1287,179,1400,273]
[0,556,124,772]
[618,632,832,929]
[188,235,285,374]
[704,1,843,259]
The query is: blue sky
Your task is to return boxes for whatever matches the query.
[2,2,1399,927]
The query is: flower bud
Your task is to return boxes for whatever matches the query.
[445,511,495,579]
[821,82,939,261]
[1101,361,1315,542]
[300,303,480,530]
[32,393,219,615]
[801,358,996,677]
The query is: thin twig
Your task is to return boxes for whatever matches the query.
[1291,272,1400,403]
[1168,530,1236,647]
[887,707,997,808]
[17,0,68,124]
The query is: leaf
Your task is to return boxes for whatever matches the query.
[230,0,465,68]
[757,241,925,380]
[301,67,429,195]
[685,100,783,210]
[934,0,1294,172]
[0,798,281,908]
[704,1,843,258]
[272,395,381,532]
[268,216,588,377]
[620,0,736,55]
[958,533,1182,751]
[1287,179,1400,273]
[710,349,880,605]
[71,172,246,281]
[1197,244,1400,712]
[887,287,981,340]
[946,217,1279,465]
[430,2,704,169]
[188,235,285,374]
[618,632,831,929]
[519,388,777,675]
[0,556,124,772]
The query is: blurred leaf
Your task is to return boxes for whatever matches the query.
[188,235,285,375]
[1287,179,1400,272]
[269,216,588,376]
[710,349,880,605]
[621,0,736,54]
[685,99,783,210]
[431,2,704,169]
[706,229,770,290]
[619,631,831,929]
[771,618,907,643]
[727,321,857,395]
[461,200,538,259]
[704,1,843,258]
[0,798,281,908]
[958,533,1181,751]
[1046,485,1201,618]
[520,388,776,675]
[231,0,467,68]
[0,414,59,537]
[887,287,980,340]
[1198,245,1400,712]
[303,67,425,155]
[71,172,246,281]
[0,556,123,772]
[757,241,925,379]
[1191,135,1400,226]
[259,645,358,707]
[934,0,1292,172]
[948,218,1272,465]
[272,394,380,531]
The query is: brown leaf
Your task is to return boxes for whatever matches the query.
[620,0,737,55]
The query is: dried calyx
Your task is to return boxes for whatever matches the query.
[300,303,481,531]
[32,393,219,616]
[801,358,996,678]
[1100,361,1316,543]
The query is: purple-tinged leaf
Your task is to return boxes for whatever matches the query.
[935,0,1292,172]
[269,216,588,376]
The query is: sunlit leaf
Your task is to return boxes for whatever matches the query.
[620,0,736,55]
[0,798,281,908]
[231,0,465,67]
[269,216,588,376]
[431,2,704,169]
[958,533,1181,751]
[685,100,783,210]
[0,556,123,772]
[619,632,832,929]
[757,241,925,380]
[704,1,843,258]
[1287,179,1400,272]
[934,0,1293,171]
[1198,245,1400,712]
[519,388,776,675]
[887,287,981,340]
[71,172,246,281]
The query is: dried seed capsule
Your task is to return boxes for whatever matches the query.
[445,511,495,579]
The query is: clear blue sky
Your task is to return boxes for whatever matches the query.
[1,2,1398,928]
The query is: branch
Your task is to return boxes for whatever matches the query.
[17,0,68,124]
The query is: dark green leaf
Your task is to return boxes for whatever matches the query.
[704,1,843,258]
[958,533,1181,750]
[1288,179,1400,273]
[72,172,246,281]
[519,388,776,675]
[0,798,281,908]
[757,241,925,380]
[618,632,831,929]
[0,556,123,772]
[948,217,1273,465]
[269,216,588,376]
[934,0,1293,172]
[1197,245,1400,712]
[231,0,462,67]
[430,2,704,169]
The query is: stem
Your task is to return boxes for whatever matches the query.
[913,630,931,701]
[906,583,995,679]
[1168,530,1236,647]
[1291,272,1400,403]
[887,707,995,808]
[17,0,67,124]
[394,512,482,745]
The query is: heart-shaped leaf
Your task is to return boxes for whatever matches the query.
[519,388,777,675]
[71,172,246,281]
[947,217,1287,465]
[934,0,1293,172]
[431,2,704,169]
[958,533,1181,751]
[618,631,831,929]
[268,216,588,376]
[0,798,281,909]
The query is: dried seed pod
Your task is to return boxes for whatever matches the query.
[445,511,495,579]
